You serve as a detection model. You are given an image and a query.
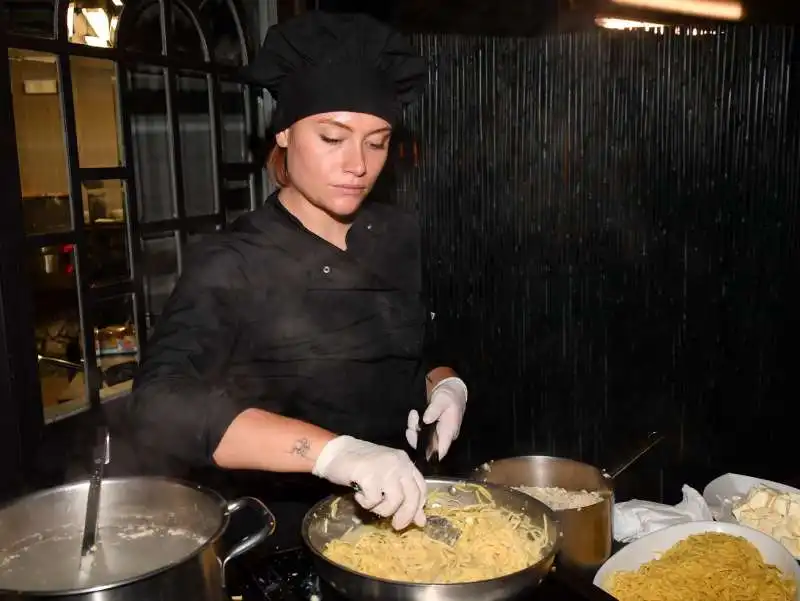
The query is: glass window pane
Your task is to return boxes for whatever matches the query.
[199,0,244,66]
[223,179,251,216]
[115,2,201,58]
[83,180,130,285]
[83,179,125,224]
[9,49,71,234]
[94,295,138,402]
[142,234,178,328]
[29,242,136,423]
[72,57,121,168]
[3,1,57,39]
[68,2,122,49]
[177,72,216,217]
[23,194,71,237]
[171,5,204,60]
[115,1,158,53]
[241,0,266,58]
[29,244,89,422]
[220,81,247,163]
[129,65,175,223]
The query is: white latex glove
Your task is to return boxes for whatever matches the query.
[312,435,427,530]
[405,377,468,459]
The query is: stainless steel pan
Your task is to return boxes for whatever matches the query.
[301,478,560,601]
[470,431,664,569]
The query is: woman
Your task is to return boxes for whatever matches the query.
[127,11,467,540]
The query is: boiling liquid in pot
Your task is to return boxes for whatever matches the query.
[0,519,208,592]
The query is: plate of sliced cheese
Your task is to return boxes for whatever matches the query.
[703,473,800,559]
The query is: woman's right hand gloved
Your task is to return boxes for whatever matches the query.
[312,435,427,530]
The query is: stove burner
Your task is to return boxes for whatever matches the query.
[238,549,319,601]
[231,548,610,601]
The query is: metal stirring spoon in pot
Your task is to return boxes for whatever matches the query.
[78,427,111,574]
[413,421,461,546]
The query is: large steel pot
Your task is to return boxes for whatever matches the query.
[302,477,560,601]
[470,432,664,570]
[0,477,275,601]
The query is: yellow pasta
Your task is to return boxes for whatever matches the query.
[606,532,797,601]
[322,485,549,584]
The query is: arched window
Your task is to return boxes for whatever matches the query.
[0,0,272,466]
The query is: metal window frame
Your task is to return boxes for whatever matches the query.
[0,0,270,489]
[0,14,43,498]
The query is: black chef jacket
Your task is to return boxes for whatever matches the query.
[125,192,453,552]
[128,191,447,468]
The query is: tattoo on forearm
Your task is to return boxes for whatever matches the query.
[291,438,311,458]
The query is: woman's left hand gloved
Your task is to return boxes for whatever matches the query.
[405,377,468,459]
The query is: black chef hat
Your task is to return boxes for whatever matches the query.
[244,11,427,133]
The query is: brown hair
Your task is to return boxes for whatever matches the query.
[266,145,291,188]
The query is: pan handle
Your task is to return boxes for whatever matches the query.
[602,431,665,480]
[220,497,276,588]
[415,421,439,467]
[413,418,446,478]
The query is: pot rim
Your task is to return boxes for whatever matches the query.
[0,476,230,596]
[473,454,608,475]
[301,476,561,588]
[470,455,616,511]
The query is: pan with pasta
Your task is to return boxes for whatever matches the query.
[593,521,800,601]
[301,478,560,601]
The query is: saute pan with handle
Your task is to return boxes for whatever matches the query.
[300,420,563,601]
[301,476,562,601]
[301,421,628,601]
[470,430,665,569]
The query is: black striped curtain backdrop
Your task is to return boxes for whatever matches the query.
[386,26,800,471]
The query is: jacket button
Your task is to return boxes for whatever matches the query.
[322,265,331,274]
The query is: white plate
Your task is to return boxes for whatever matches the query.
[703,473,800,516]
[593,521,800,600]
[702,473,800,559]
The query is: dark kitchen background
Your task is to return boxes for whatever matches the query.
[1,0,799,505]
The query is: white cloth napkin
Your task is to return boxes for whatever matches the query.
[613,485,714,543]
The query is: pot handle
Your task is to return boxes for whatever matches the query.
[602,430,665,480]
[221,497,276,587]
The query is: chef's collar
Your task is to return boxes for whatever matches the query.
[269,192,380,245]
